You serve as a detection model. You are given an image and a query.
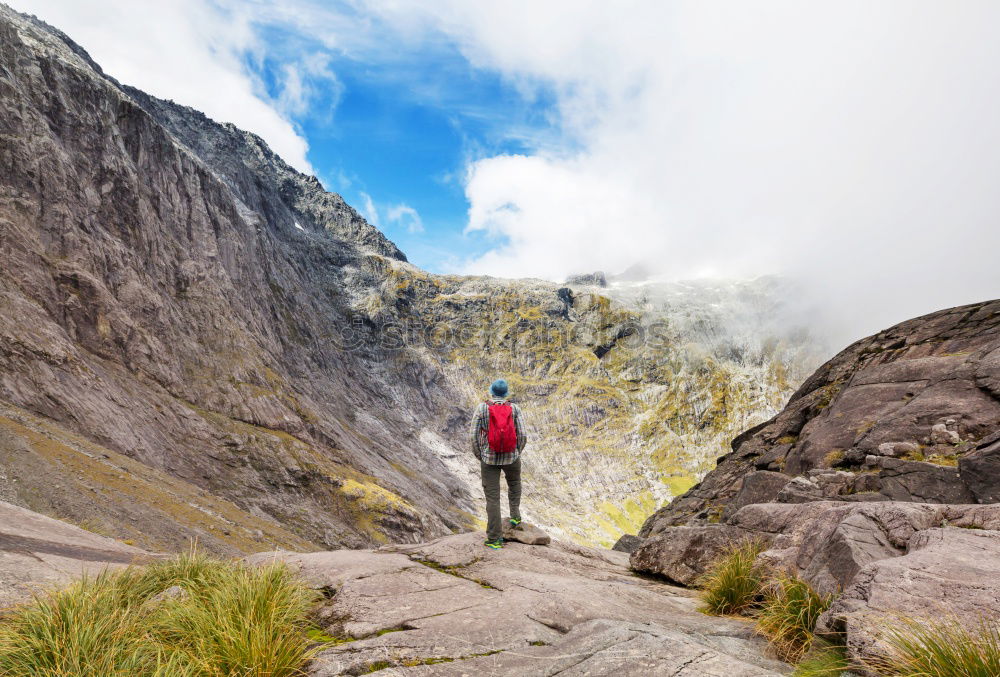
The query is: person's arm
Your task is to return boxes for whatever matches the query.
[470,403,485,457]
[514,403,527,452]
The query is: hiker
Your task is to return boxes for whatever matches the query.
[470,379,527,549]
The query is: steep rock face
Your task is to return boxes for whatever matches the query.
[640,299,1000,534]
[0,3,462,549]
[353,268,819,544]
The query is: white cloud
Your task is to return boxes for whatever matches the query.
[9,0,317,173]
[362,0,1000,343]
[358,191,380,227]
[274,52,343,119]
[385,204,424,234]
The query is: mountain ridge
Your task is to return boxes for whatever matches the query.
[0,1,815,550]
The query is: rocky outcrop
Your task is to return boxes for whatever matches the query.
[0,499,152,608]
[250,532,789,676]
[641,299,1000,533]
[817,526,1000,666]
[633,500,1000,669]
[631,525,761,586]
[631,300,1000,670]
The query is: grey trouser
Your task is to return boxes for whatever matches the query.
[481,458,522,541]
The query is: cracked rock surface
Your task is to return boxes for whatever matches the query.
[250,532,789,676]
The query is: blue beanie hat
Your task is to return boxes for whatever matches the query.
[490,379,509,398]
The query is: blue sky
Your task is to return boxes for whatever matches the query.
[250,20,560,272]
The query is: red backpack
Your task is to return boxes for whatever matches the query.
[486,402,518,453]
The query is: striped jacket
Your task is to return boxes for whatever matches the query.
[470,398,527,465]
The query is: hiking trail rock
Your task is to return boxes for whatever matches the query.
[251,532,790,676]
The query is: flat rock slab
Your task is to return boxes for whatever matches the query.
[396,619,786,677]
[818,526,1000,667]
[253,532,789,676]
[0,500,152,608]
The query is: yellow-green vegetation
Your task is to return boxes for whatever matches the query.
[792,641,851,677]
[698,544,841,670]
[357,259,814,547]
[0,405,311,554]
[823,449,845,467]
[812,382,844,412]
[754,575,833,662]
[697,540,768,616]
[0,551,323,676]
[869,616,1000,676]
[185,400,426,544]
[596,492,658,539]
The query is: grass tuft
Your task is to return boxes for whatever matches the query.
[868,615,1000,676]
[696,539,768,616]
[792,640,852,676]
[755,575,832,662]
[0,550,323,676]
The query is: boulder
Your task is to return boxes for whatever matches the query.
[630,525,757,586]
[817,527,1000,667]
[503,521,551,545]
[876,441,920,458]
[876,457,974,503]
[776,476,823,503]
[733,502,943,597]
[611,534,642,553]
[727,471,791,515]
[959,433,1000,503]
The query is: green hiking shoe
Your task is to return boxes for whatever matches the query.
[509,517,522,528]
[484,538,504,550]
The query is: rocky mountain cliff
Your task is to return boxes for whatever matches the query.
[631,298,1000,669]
[638,299,1000,533]
[0,3,816,552]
